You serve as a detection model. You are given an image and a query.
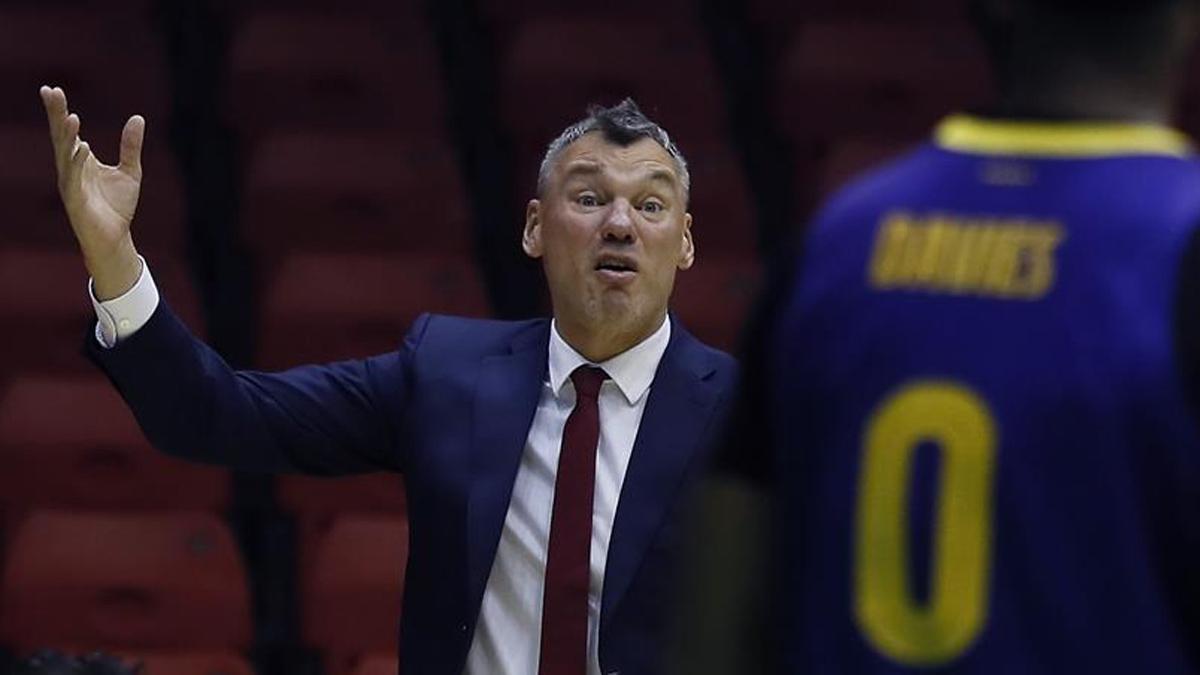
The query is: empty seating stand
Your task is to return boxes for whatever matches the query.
[0,248,203,376]
[256,251,489,368]
[0,375,229,511]
[300,515,408,675]
[0,126,185,253]
[240,132,471,255]
[775,21,992,147]
[0,510,252,651]
[497,13,726,160]
[0,6,169,129]
[225,7,446,140]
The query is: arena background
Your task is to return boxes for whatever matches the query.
[4,0,1193,673]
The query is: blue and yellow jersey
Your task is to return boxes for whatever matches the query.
[766,115,1200,673]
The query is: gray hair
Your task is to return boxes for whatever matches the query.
[536,98,690,199]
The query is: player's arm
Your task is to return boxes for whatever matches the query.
[667,249,801,674]
[41,86,409,475]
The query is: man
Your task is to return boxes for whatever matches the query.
[39,89,737,675]
[678,0,1200,673]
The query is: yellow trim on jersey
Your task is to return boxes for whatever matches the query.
[934,114,1193,158]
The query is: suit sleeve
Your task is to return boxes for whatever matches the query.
[1176,225,1200,425]
[84,299,430,475]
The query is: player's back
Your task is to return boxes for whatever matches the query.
[772,115,1200,673]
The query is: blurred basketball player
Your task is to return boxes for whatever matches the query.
[675,0,1200,672]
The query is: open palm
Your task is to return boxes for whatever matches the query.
[78,144,141,234]
[40,85,144,260]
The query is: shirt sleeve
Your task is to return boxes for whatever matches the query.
[1175,226,1200,423]
[89,255,160,348]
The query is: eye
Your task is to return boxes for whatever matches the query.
[640,199,665,214]
[578,193,600,208]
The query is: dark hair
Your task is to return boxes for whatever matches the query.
[537,98,690,198]
[12,651,141,675]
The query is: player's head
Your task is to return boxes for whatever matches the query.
[969,0,1199,107]
[12,650,140,675]
[523,99,695,358]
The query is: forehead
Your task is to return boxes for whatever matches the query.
[553,132,679,184]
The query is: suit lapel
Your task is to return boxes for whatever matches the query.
[600,324,721,631]
[466,321,550,613]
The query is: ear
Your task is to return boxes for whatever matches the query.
[678,212,695,270]
[522,199,544,259]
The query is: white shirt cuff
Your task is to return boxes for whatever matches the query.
[89,256,160,348]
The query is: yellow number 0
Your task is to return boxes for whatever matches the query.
[854,381,997,666]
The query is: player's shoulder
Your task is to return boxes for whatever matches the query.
[808,144,943,236]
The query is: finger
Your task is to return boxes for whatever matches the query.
[118,115,145,180]
[53,114,82,181]
[63,140,91,201]
[49,98,81,175]
[40,86,70,170]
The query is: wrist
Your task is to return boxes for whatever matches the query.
[87,237,142,301]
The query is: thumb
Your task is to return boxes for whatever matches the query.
[118,115,145,180]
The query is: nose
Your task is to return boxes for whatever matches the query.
[600,199,636,244]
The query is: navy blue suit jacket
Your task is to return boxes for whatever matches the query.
[85,301,738,675]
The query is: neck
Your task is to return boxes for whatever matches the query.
[998,38,1177,125]
[999,81,1173,126]
[554,311,667,363]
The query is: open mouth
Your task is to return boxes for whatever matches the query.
[594,254,638,275]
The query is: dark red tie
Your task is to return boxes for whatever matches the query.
[539,366,608,675]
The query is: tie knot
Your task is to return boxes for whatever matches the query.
[570,366,607,400]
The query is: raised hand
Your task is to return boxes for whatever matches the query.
[40,85,146,300]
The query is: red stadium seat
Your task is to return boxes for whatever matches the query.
[775,22,992,146]
[226,9,446,139]
[340,653,398,675]
[0,376,229,510]
[499,17,725,156]
[0,7,168,128]
[0,510,252,651]
[256,252,489,368]
[1,248,204,376]
[277,474,406,519]
[671,257,762,352]
[241,132,471,254]
[301,515,408,663]
[0,125,186,252]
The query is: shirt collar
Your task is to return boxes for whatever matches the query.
[933,113,1193,159]
[547,316,672,406]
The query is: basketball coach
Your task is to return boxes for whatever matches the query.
[39,86,738,675]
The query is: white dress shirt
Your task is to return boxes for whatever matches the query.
[91,262,672,675]
[89,256,158,348]
[465,316,670,675]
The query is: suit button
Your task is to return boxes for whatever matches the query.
[460,623,468,632]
